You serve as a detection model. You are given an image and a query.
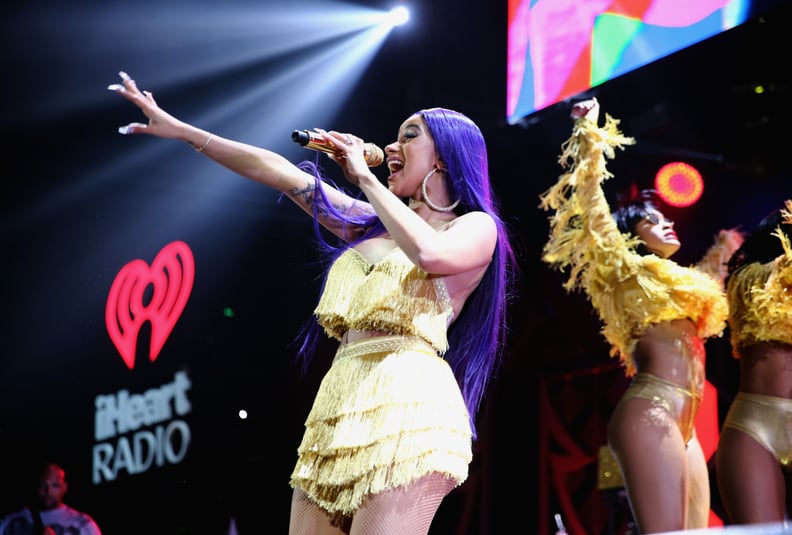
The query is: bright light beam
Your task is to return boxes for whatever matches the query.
[7,2,394,125]
[5,2,400,244]
[387,6,410,27]
[110,10,398,239]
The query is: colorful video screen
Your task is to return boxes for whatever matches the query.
[507,0,755,124]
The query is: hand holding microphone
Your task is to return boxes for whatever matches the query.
[292,129,384,167]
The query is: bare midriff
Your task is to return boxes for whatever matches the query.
[632,318,706,396]
[738,341,792,399]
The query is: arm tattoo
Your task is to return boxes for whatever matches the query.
[290,183,317,206]
[289,183,353,230]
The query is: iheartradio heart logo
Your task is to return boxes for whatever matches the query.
[106,241,195,369]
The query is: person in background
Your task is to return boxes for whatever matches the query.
[108,70,516,535]
[539,97,743,534]
[0,462,102,535]
[716,200,792,525]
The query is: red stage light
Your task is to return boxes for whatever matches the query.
[655,161,704,207]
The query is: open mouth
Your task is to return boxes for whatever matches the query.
[387,158,404,174]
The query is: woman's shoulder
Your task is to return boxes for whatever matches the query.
[446,210,497,235]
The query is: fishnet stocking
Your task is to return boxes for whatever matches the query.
[289,489,346,535]
[351,473,456,535]
[288,473,457,535]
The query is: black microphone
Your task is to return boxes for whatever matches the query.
[291,129,384,167]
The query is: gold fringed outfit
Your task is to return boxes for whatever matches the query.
[289,247,472,521]
[538,113,730,377]
[726,200,792,356]
[722,200,792,465]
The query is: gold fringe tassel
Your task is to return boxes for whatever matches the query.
[290,336,471,516]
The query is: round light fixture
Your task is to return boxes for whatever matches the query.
[655,161,703,207]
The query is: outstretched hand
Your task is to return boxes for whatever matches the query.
[107,71,186,139]
[108,70,377,188]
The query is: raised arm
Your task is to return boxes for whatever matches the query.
[108,71,374,240]
[694,228,745,286]
[539,98,638,292]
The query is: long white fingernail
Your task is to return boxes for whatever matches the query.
[107,84,123,91]
[118,126,131,135]
[119,71,130,81]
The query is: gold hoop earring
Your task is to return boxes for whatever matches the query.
[421,168,460,212]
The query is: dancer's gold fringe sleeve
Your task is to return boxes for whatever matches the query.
[727,200,792,355]
[539,114,729,376]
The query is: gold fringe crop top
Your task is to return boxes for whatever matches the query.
[727,200,792,356]
[314,247,454,354]
[539,113,730,377]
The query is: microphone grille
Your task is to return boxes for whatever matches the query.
[364,143,384,167]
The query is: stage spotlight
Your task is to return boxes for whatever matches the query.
[655,161,704,208]
[387,6,409,27]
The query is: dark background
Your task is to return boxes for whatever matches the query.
[1,1,790,534]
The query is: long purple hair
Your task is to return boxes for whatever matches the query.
[293,107,516,440]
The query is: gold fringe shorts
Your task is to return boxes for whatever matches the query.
[722,391,792,468]
[289,335,472,518]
